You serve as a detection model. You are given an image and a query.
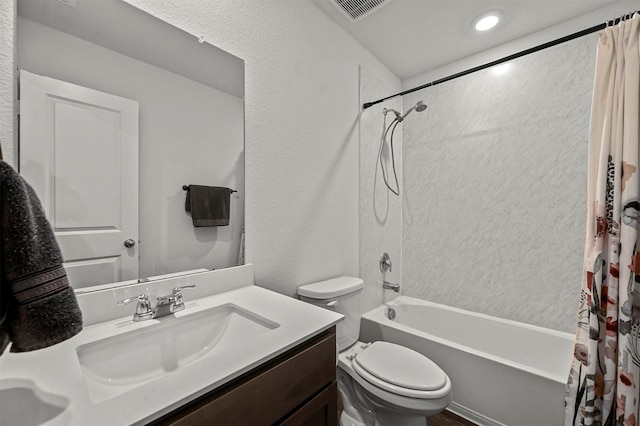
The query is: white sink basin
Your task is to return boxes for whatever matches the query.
[76,303,279,403]
[0,379,70,425]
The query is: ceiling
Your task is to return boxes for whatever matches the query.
[18,0,244,97]
[312,0,619,80]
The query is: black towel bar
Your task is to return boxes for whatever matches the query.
[182,185,237,193]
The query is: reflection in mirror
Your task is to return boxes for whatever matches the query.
[16,0,245,291]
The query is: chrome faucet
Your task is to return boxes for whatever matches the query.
[118,285,196,321]
[117,293,154,321]
[382,280,400,292]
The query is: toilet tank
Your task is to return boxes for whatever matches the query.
[298,276,364,351]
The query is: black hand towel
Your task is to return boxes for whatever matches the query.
[185,185,231,227]
[0,161,83,354]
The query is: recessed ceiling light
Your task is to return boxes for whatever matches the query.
[472,10,504,32]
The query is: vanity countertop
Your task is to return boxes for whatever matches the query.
[0,284,343,425]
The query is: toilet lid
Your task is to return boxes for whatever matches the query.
[353,342,447,392]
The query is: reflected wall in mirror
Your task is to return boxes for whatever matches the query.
[17,0,245,291]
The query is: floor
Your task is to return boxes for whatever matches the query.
[338,394,475,425]
[427,410,476,426]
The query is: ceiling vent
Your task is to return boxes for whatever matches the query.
[331,0,392,22]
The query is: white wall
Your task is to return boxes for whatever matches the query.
[17,17,244,282]
[0,0,15,164]
[401,34,596,333]
[5,0,629,315]
[117,0,400,296]
[360,1,640,320]
[0,1,398,295]
[395,1,638,332]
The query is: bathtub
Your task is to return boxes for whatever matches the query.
[359,296,574,426]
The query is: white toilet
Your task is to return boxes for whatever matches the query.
[298,276,451,426]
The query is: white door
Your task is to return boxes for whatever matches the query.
[19,70,139,289]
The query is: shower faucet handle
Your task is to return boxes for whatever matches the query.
[380,252,392,272]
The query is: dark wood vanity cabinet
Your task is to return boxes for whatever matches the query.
[150,326,338,426]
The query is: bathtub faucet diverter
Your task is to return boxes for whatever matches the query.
[118,285,196,321]
[383,280,400,292]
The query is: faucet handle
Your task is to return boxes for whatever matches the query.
[117,293,149,306]
[380,252,392,272]
[172,284,196,295]
[172,285,196,312]
[117,294,153,321]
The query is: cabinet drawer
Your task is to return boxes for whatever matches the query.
[154,327,336,426]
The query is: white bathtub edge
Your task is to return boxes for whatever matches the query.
[390,296,574,339]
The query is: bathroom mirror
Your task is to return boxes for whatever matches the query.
[16,0,245,291]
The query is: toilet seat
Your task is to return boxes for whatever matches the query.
[351,341,447,399]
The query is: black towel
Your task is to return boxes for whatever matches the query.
[0,161,83,354]
[185,185,231,227]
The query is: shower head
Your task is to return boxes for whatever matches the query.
[399,100,427,121]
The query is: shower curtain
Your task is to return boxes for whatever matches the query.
[565,14,640,426]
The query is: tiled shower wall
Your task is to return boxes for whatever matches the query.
[401,33,599,333]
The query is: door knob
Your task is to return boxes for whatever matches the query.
[124,239,136,248]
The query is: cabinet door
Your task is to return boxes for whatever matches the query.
[152,328,336,426]
[279,382,338,426]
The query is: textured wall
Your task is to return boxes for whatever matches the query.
[116,0,399,295]
[401,34,598,332]
[1,1,399,296]
[0,0,15,164]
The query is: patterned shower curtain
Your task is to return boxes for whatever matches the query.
[565,14,640,426]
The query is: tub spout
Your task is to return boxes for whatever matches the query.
[383,280,400,292]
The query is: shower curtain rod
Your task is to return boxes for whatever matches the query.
[362,11,638,110]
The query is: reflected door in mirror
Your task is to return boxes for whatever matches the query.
[19,70,139,289]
